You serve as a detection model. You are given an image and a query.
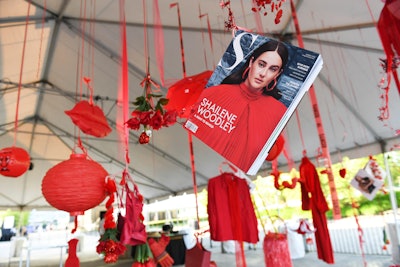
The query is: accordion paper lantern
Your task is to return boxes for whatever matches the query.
[42,153,107,215]
[0,146,30,178]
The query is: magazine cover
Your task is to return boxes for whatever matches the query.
[184,31,323,175]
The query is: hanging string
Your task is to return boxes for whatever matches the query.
[348,185,368,267]
[289,0,341,219]
[170,3,186,78]
[188,134,200,228]
[199,10,216,70]
[251,1,264,33]
[13,0,32,146]
[119,0,130,169]
[36,0,46,79]
[198,8,210,70]
[152,0,165,86]
[294,110,306,155]
[170,2,201,230]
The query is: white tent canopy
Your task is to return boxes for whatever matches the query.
[0,0,399,210]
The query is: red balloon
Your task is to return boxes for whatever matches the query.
[165,70,213,118]
[42,153,107,215]
[65,100,112,138]
[0,147,30,178]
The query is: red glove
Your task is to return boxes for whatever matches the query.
[148,235,174,267]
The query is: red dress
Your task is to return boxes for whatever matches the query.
[185,83,287,172]
[207,172,259,243]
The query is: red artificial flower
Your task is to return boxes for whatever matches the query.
[126,74,177,144]
[139,111,153,126]
[149,110,164,130]
[104,253,119,263]
[126,116,141,131]
[139,131,151,144]
[162,110,177,127]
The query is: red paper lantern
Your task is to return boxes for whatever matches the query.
[0,146,30,178]
[42,153,107,215]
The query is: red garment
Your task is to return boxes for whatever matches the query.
[185,83,287,172]
[299,156,334,264]
[65,238,80,267]
[377,0,400,94]
[207,172,259,243]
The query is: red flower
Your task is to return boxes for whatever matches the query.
[162,110,177,127]
[149,110,163,130]
[104,253,119,263]
[126,112,141,130]
[139,131,151,144]
[139,111,153,126]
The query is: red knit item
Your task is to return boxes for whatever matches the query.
[148,235,174,267]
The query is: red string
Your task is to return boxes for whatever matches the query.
[251,1,264,33]
[170,2,200,229]
[348,186,368,267]
[13,0,32,146]
[71,216,78,234]
[294,110,306,153]
[170,3,186,78]
[289,0,341,220]
[152,0,165,86]
[198,9,210,70]
[188,133,200,228]
[119,0,130,165]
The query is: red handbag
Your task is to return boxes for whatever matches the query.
[185,240,212,267]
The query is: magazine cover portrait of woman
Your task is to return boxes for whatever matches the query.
[185,31,323,175]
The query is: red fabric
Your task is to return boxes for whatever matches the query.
[299,156,334,264]
[207,172,259,243]
[377,0,400,61]
[65,100,112,138]
[119,184,147,246]
[263,232,293,267]
[148,235,174,267]
[377,0,400,95]
[65,238,80,267]
[185,241,211,267]
[165,70,213,118]
[186,83,286,173]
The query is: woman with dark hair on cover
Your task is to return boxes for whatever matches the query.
[186,39,289,172]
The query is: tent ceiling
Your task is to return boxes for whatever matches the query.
[0,0,399,210]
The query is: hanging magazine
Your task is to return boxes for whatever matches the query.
[184,30,323,175]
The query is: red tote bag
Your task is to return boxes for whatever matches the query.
[185,240,211,267]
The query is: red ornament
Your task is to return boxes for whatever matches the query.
[339,168,347,178]
[41,153,107,215]
[0,147,30,178]
[139,131,151,144]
